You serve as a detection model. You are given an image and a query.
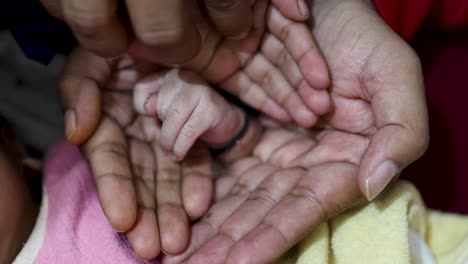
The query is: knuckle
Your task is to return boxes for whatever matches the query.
[163,106,182,122]
[261,69,274,87]
[87,141,127,158]
[180,123,197,141]
[229,183,251,197]
[275,49,288,69]
[290,185,329,220]
[248,187,277,207]
[278,24,293,43]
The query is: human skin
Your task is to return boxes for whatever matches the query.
[0,131,38,264]
[39,0,311,64]
[57,7,331,257]
[58,0,428,261]
[163,0,429,262]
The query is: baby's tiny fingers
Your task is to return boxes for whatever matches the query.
[133,73,166,116]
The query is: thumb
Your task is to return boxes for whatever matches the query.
[59,47,111,144]
[358,48,429,201]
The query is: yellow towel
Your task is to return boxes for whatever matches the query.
[277,181,468,264]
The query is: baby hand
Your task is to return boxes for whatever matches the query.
[130,0,331,128]
[134,69,262,161]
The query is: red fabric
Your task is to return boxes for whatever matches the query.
[373,0,468,39]
[402,32,468,214]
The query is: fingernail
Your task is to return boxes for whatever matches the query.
[365,160,399,201]
[143,92,158,116]
[64,109,76,142]
[298,0,310,18]
[229,31,249,40]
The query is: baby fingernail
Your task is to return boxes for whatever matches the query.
[143,93,158,116]
[64,109,76,142]
[365,160,399,201]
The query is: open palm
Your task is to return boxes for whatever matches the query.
[163,0,429,263]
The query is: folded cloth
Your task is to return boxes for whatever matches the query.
[277,181,468,264]
[13,142,160,264]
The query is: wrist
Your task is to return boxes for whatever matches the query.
[214,111,263,164]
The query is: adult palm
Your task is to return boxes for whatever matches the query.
[162,0,429,263]
[60,48,215,260]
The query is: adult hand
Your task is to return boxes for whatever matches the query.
[162,127,367,264]
[204,0,311,39]
[163,0,429,262]
[40,0,310,64]
[59,47,215,259]
[130,0,330,128]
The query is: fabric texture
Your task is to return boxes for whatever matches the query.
[15,142,160,264]
[373,0,468,39]
[277,181,468,264]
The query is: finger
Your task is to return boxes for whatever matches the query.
[125,0,201,64]
[292,131,369,169]
[106,69,138,91]
[106,55,140,91]
[133,73,166,116]
[163,164,274,264]
[267,6,331,92]
[244,53,318,127]
[186,168,304,264]
[268,138,316,168]
[82,117,137,232]
[253,128,299,162]
[159,88,201,157]
[220,73,292,123]
[62,0,128,57]
[126,139,160,260]
[59,47,111,144]
[126,209,160,260]
[261,33,331,115]
[215,157,261,201]
[203,0,253,39]
[102,92,136,128]
[272,0,310,21]
[155,145,189,255]
[182,144,214,219]
[359,51,429,201]
[199,0,267,82]
[226,162,361,263]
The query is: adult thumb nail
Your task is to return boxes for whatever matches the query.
[64,109,77,143]
[365,160,399,201]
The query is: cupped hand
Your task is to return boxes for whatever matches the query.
[310,0,429,200]
[163,0,429,262]
[162,126,368,264]
[59,47,215,259]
